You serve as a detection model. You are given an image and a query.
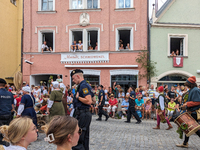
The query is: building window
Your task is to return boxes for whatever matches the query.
[88,31,98,50]
[87,0,98,9]
[38,30,55,52]
[38,0,55,11]
[10,0,16,5]
[72,0,83,9]
[116,0,133,8]
[70,0,99,9]
[116,28,133,50]
[168,34,188,56]
[42,0,53,11]
[70,28,99,51]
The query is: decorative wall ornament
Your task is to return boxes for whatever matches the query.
[79,13,90,26]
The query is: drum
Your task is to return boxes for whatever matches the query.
[174,112,200,137]
[157,109,166,123]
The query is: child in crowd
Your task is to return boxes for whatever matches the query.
[145,98,152,120]
[167,98,176,120]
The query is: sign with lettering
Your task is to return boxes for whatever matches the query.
[61,52,109,64]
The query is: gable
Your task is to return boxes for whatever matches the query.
[157,0,200,24]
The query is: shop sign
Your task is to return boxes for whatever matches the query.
[61,52,109,64]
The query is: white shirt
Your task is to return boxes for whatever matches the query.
[43,89,48,95]
[154,91,160,98]
[41,44,48,50]
[3,145,26,150]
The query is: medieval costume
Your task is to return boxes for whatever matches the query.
[176,76,200,148]
[153,86,173,130]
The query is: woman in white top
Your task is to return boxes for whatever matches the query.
[0,117,38,150]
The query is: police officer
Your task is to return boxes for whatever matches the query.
[0,78,14,146]
[71,69,93,150]
[96,85,109,121]
[125,86,141,124]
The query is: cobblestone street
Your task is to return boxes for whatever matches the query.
[28,115,200,150]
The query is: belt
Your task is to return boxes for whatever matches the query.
[77,108,90,113]
[54,100,62,103]
[25,106,33,109]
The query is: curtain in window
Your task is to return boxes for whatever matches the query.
[125,0,130,8]
[42,0,47,10]
[72,0,82,9]
[93,0,98,8]
[87,0,92,8]
[118,0,124,8]
[48,0,53,10]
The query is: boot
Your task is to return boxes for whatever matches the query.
[176,142,188,148]
[166,124,173,130]
[153,125,160,129]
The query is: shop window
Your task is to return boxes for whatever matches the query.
[70,0,99,9]
[116,0,133,8]
[168,34,188,56]
[117,29,131,50]
[71,75,99,88]
[88,31,98,50]
[111,75,137,93]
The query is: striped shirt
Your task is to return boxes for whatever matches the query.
[148,89,155,99]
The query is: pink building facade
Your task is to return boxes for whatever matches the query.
[23,0,148,91]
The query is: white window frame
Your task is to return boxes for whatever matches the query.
[69,0,100,9]
[69,28,100,52]
[116,0,133,9]
[168,34,188,56]
[38,0,55,11]
[38,30,55,52]
[115,27,133,51]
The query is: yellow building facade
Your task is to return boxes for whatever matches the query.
[0,0,23,84]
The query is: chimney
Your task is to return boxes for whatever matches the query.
[155,0,158,13]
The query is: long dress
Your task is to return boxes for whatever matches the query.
[49,89,65,120]
[21,94,37,127]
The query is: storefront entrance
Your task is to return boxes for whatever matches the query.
[30,74,61,87]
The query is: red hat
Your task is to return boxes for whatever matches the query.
[158,86,164,92]
[187,76,196,84]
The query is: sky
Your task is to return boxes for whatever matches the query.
[149,0,167,19]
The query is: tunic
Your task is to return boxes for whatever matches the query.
[49,89,65,120]
[21,94,37,127]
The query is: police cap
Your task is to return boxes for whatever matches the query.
[70,69,84,77]
[0,78,7,84]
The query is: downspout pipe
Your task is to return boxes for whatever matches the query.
[21,0,24,73]
[147,0,150,84]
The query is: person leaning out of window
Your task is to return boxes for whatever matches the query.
[41,41,52,53]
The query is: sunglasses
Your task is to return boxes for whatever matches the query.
[78,128,82,135]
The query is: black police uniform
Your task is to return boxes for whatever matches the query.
[97,89,109,120]
[0,87,14,146]
[72,80,92,150]
[126,90,141,122]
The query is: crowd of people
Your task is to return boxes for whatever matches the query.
[1,72,200,149]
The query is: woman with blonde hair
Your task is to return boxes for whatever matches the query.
[42,115,81,150]
[0,117,38,150]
